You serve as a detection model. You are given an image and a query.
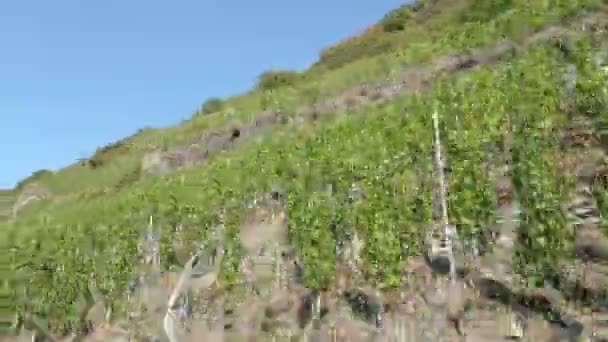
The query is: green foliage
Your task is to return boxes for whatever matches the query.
[298,83,322,104]
[318,0,508,69]
[88,140,132,169]
[5,0,608,333]
[438,84,503,253]
[594,180,608,233]
[7,42,607,331]
[256,70,302,91]
[201,97,225,115]
[19,0,598,201]
[259,91,275,111]
[14,169,53,192]
[511,131,575,285]
[573,38,608,118]
[504,50,578,286]
[114,164,142,190]
[378,2,419,32]
[316,35,397,71]
[459,0,513,23]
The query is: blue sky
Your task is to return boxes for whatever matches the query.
[0,0,406,189]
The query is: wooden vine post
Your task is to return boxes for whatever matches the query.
[428,106,457,283]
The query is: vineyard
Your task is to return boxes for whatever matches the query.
[0,190,14,222]
[4,0,608,341]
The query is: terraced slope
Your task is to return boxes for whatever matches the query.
[4,0,608,341]
[8,0,604,205]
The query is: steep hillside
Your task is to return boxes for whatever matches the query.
[0,189,15,222]
[7,0,601,209]
[5,0,608,340]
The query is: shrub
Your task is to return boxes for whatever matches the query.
[201,97,225,115]
[299,83,322,104]
[316,34,396,70]
[379,3,416,32]
[115,164,143,190]
[256,70,302,91]
[88,140,131,169]
[459,0,513,23]
[14,169,53,192]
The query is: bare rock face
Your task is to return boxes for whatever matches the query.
[239,205,289,257]
[141,147,206,176]
[576,227,608,263]
[237,191,292,295]
[12,182,50,217]
[141,150,171,176]
[446,281,470,324]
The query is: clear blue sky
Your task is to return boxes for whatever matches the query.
[0,0,406,189]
